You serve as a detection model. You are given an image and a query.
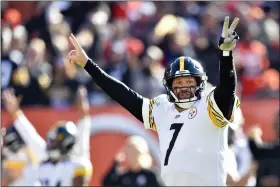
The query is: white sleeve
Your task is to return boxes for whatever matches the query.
[72,116,91,159]
[14,111,47,161]
[142,98,157,131]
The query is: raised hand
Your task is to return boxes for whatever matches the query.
[248,126,263,144]
[219,16,240,51]
[76,85,90,116]
[68,33,89,68]
[2,89,21,118]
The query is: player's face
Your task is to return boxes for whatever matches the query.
[172,76,197,100]
[46,138,62,160]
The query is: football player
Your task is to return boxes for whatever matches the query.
[37,86,92,186]
[38,121,92,186]
[1,125,40,186]
[68,16,241,185]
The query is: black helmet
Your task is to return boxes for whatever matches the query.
[46,121,77,160]
[163,56,208,108]
[2,124,25,153]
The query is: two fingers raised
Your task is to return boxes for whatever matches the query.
[222,16,239,38]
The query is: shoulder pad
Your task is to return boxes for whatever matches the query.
[73,159,92,177]
[153,94,168,107]
[205,86,216,96]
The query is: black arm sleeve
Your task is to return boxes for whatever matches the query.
[214,50,237,120]
[84,59,144,122]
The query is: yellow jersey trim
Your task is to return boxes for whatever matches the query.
[149,99,157,131]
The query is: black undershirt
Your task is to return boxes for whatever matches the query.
[84,50,236,121]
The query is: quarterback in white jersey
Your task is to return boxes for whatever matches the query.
[68,16,241,185]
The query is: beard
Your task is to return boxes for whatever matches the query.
[175,88,195,100]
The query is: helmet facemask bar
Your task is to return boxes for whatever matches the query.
[46,133,62,161]
[163,74,207,109]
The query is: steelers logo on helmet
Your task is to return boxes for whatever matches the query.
[163,56,208,109]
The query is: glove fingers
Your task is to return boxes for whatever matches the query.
[229,35,235,42]
[234,34,240,40]
[224,37,232,43]
[228,17,239,35]
[222,16,230,38]
[231,32,240,41]
[232,39,237,45]
[229,32,240,42]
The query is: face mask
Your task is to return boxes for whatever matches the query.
[170,89,198,109]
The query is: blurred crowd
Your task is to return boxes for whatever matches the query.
[1,1,279,108]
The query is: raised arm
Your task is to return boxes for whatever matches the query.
[72,86,92,159]
[2,89,47,161]
[214,17,240,120]
[67,34,144,122]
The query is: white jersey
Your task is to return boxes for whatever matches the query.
[8,165,41,186]
[38,157,92,186]
[142,88,240,186]
[225,147,240,182]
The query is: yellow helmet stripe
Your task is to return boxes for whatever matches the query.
[179,57,184,70]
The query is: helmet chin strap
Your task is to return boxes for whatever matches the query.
[170,91,197,109]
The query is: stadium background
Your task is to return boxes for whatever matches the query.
[1,1,279,186]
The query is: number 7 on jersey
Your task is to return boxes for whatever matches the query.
[164,123,184,166]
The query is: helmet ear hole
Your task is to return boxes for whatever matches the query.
[167,79,173,88]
